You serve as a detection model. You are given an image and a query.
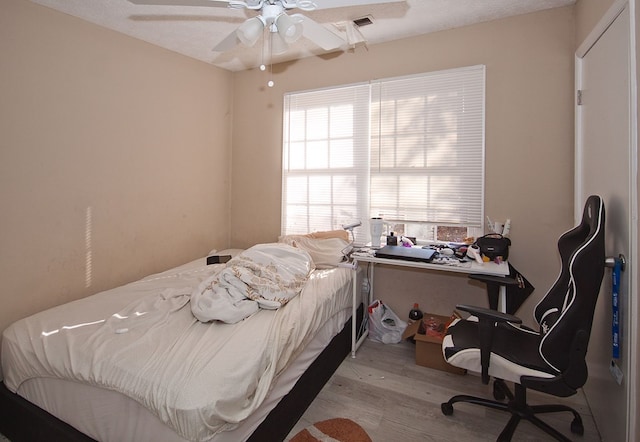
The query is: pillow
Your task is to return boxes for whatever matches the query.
[216,248,245,258]
[305,230,350,241]
[278,234,349,268]
[207,248,244,258]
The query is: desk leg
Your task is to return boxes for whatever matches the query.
[369,263,375,303]
[351,267,357,357]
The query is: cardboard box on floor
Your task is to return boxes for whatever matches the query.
[402,313,466,375]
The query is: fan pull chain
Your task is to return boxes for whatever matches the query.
[260,29,267,72]
[267,31,274,88]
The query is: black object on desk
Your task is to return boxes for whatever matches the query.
[375,245,437,263]
[207,255,231,265]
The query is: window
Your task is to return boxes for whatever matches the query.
[282,65,485,245]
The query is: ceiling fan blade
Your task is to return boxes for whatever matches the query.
[291,14,344,51]
[311,0,404,9]
[212,29,241,51]
[128,0,245,7]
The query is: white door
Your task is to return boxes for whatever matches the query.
[575,2,637,441]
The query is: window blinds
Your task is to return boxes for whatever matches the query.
[282,83,371,236]
[371,65,485,226]
[282,65,485,239]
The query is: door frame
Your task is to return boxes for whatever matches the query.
[575,0,638,440]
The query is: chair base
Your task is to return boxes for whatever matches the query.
[441,383,584,442]
[493,379,514,401]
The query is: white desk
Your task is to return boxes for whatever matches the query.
[350,254,510,357]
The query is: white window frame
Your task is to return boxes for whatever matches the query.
[282,65,485,246]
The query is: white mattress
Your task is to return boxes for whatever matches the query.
[1,252,353,442]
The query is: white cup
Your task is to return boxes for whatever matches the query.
[370,218,384,248]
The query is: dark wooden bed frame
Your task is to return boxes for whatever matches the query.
[0,305,363,442]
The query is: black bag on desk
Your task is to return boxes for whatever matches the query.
[475,234,511,260]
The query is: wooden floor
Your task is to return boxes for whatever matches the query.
[287,339,602,442]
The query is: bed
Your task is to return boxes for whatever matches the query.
[0,237,361,442]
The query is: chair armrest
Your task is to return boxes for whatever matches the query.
[455,304,522,384]
[456,304,522,324]
[468,274,520,311]
[469,273,520,286]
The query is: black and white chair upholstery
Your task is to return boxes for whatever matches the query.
[441,195,605,441]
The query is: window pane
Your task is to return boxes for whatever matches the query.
[330,104,353,137]
[307,108,328,140]
[307,140,328,169]
[309,175,331,204]
[333,175,358,205]
[289,142,305,170]
[329,139,354,168]
[437,226,468,242]
[285,176,307,204]
[289,110,306,142]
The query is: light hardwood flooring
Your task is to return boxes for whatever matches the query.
[287,339,602,442]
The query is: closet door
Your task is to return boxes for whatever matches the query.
[575,2,636,441]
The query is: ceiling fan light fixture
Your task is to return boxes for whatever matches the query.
[294,0,317,12]
[275,13,303,44]
[237,16,266,47]
[270,31,290,55]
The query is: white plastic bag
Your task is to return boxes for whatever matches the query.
[368,300,407,344]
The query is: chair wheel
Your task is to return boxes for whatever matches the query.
[493,381,506,401]
[571,417,584,435]
[441,402,454,416]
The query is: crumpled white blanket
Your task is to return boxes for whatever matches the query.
[190,243,315,323]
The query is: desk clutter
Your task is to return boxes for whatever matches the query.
[367,300,407,344]
[351,234,510,267]
[367,300,466,375]
[402,311,466,375]
[351,246,472,268]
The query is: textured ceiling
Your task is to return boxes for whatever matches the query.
[30,0,576,71]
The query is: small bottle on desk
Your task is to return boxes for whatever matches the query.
[409,303,424,321]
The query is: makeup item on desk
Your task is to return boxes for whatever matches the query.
[486,216,494,233]
[502,219,511,236]
[454,246,468,259]
[387,232,398,246]
[400,236,414,247]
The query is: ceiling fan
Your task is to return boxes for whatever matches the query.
[128,0,403,54]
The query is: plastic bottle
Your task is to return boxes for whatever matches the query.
[409,303,424,321]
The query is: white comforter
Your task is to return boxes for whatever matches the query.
[191,243,314,323]
[1,247,352,441]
